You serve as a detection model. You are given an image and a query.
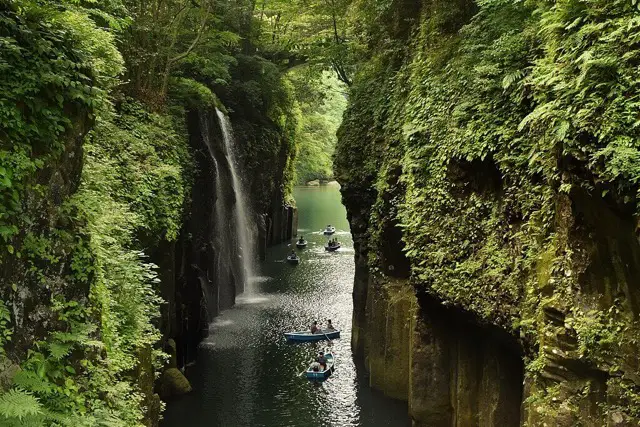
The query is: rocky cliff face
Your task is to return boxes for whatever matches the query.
[1,107,92,359]
[336,0,640,425]
[159,104,297,370]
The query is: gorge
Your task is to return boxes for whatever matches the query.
[3,0,640,426]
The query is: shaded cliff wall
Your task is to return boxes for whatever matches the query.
[358,276,523,426]
[159,103,297,368]
[336,0,640,425]
[410,294,523,427]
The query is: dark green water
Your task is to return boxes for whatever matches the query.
[162,185,410,427]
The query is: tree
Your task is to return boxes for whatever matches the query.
[121,0,217,102]
[254,0,355,85]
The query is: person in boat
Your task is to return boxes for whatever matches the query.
[311,361,321,372]
[290,250,297,258]
[317,352,327,370]
[298,235,305,244]
[326,319,335,331]
[310,321,319,334]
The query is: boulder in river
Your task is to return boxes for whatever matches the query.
[157,368,192,399]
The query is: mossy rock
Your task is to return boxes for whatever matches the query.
[144,393,163,427]
[157,368,192,399]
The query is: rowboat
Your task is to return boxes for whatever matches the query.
[323,226,336,235]
[325,243,341,252]
[305,352,335,382]
[287,254,300,265]
[284,329,340,342]
[296,240,308,248]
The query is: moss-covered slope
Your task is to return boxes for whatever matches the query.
[337,0,640,425]
[0,3,298,426]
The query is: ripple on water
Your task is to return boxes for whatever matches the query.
[249,275,273,283]
[236,294,271,305]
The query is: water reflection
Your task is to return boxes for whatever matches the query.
[162,186,409,427]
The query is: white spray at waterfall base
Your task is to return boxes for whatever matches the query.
[215,108,257,294]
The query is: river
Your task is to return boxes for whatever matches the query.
[162,185,410,427]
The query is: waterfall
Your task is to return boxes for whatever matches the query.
[197,108,257,316]
[215,109,257,294]
[200,113,232,315]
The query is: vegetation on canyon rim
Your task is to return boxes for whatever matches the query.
[3,0,640,425]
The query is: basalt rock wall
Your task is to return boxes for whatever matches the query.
[356,274,523,426]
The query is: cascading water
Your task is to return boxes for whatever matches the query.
[197,108,257,320]
[200,112,234,315]
[215,109,257,294]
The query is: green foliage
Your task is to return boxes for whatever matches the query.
[0,95,190,423]
[0,3,119,251]
[0,301,12,355]
[0,297,148,426]
[83,99,191,244]
[168,77,219,110]
[255,0,356,85]
[337,0,640,421]
[290,70,347,184]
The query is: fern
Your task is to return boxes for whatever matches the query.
[48,342,73,360]
[0,389,42,421]
[502,69,525,90]
[12,371,52,394]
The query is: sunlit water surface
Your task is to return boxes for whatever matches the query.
[162,185,410,427]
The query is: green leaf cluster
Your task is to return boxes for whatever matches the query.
[0,2,120,250]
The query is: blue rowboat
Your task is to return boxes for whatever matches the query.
[305,352,335,382]
[296,240,308,249]
[284,329,340,342]
[287,255,300,265]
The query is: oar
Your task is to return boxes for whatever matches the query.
[298,360,313,377]
[322,320,333,345]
